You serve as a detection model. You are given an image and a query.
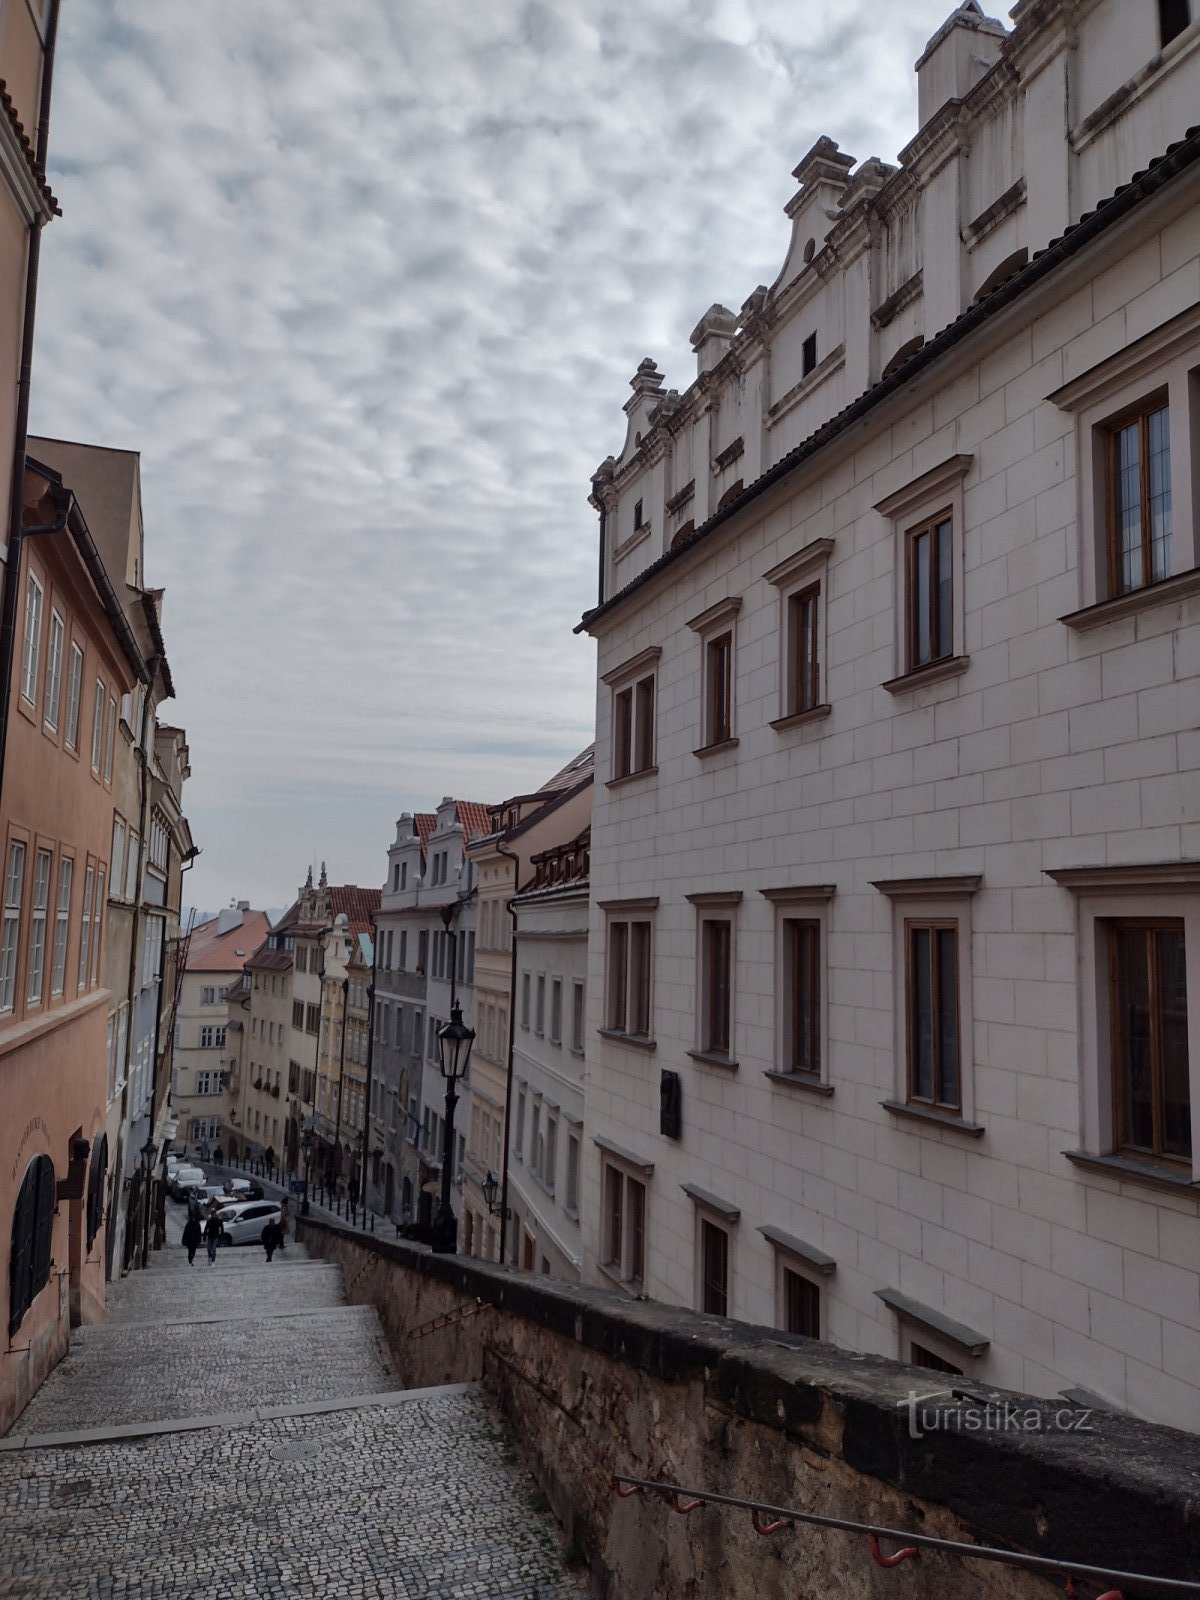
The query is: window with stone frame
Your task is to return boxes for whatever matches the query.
[1051,317,1200,623]
[603,647,660,782]
[876,456,970,691]
[0,840,27,1013]
[602,1161,646,1288]
[602,901,656,1042]
[1109,920,1190,1166]
[1104,394,1172,597]
[699,1217,729,1315]
[687,597,741,754]
[19,571,43,707]
[766,539,834,729]
[874,875,981,1131]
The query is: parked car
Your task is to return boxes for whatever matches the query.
[216,1201,282,1246]
[221,1177,266,1200]
[169,1166,206,1200]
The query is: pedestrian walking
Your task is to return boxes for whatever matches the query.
[203,1209,222,1264]
[278,1195,290,1249]
[182,1214,202,1265]
[261,1219,284,1262]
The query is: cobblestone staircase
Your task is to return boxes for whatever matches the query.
[0,1217,586,1598]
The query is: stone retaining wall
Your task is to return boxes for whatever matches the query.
[300,1218,1196,1600]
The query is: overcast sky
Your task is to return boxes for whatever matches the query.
[32,0,972,914]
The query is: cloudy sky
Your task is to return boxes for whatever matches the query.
[33,0,967,913]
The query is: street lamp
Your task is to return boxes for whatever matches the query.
[481,1169,511,1220]
[139,1137,158,1268]
[431,1001,474,1254]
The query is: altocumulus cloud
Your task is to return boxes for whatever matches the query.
[31,0,963,909]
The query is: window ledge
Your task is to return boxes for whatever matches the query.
[693,737,739,759]
[770,704,831,733]
[1059,567,1200,632]
[880,1100,985,1137]
[605,766,658,791]
[1062,1150,1200,1197]
[596,1261,646,1298]
[882,655,969,694]
[597,1028,657,1053]
[687,1049,739,1071]
[612,526,651,562]
[765,1071,834,1097]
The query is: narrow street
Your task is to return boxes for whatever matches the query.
[0,1216,586,1599]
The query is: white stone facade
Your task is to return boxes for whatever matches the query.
[581,0,1200,1428]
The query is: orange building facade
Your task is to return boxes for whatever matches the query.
[0,460,148,1430]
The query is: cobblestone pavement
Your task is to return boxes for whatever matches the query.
[0,1205,587,1599]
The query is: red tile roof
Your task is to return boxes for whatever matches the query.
[329,885,381,936]
[185,911,272,973]
[0,79,59,214]
[415,813,437,855]
[454,801,494,844]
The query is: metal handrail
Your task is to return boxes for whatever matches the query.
[611,1474,1200,1595]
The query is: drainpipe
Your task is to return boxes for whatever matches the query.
[495,839,521,1265]
[0,0,61,812]
[594,495,607,608]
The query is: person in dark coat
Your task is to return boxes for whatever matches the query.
[182,1215,202,1265]
[203,1210,222,1264]
[261,1219,284,1262]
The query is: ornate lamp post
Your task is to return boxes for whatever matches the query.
[431,1001,474,1254]
[480,1169,511,1220]
[139,1137,158,1269]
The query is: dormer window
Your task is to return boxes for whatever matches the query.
[802,333,817,377]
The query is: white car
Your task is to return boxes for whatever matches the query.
[170,1166,206,1200]
[216,1201,283,1246]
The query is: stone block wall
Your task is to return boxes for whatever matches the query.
[301,1218,1195,1600]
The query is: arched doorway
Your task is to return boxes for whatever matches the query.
[9,1155,55,1337]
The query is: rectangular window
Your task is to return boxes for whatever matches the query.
[104,696,117,783]
[783,1267,821,1339]
[531,1101,542,1178]
[417,929,428,972]
[43,610,64,731]
[1110,921,1190,1163]
[51,857,72,996]
[521,971,531,1028]
[25,849,51,1005]
[786,919,821,1075]
[515,1086,526,1161]
[911,1342,963,1376]
[535,973,545,1035]
[787,585,820,715]
[91,870,105,986]
[78,864,94,990]
[566,1131,580,1212]
[65,643,83,750]
[907,922,960,1110]
[701,918,732,1056]
[550,978,562,1044]
[20,573,43,705]
[401,861,408,891]
[399,929,407,969]
[603,1163,646,1287]
[1,842,26,1012]
[111,816,126,897]
[802,331,817,376]
[907,513,953,669]
[124,832,139,901]
[199,1026,226,1049]
[292,999,304,1029]
[607,919,652,1037]
[700,1218,728,1315]
[705,631,733,746]
[1106,399,1172,596]
[571,981,585,1052]
[612,673,656,779]
[544,1112,557,1193]
[91,680,104,773]
[306,1003,320,1035]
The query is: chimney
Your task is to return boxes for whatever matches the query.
[916,1,1007,128]
[217,907,243,935]
[237,900,250,912]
